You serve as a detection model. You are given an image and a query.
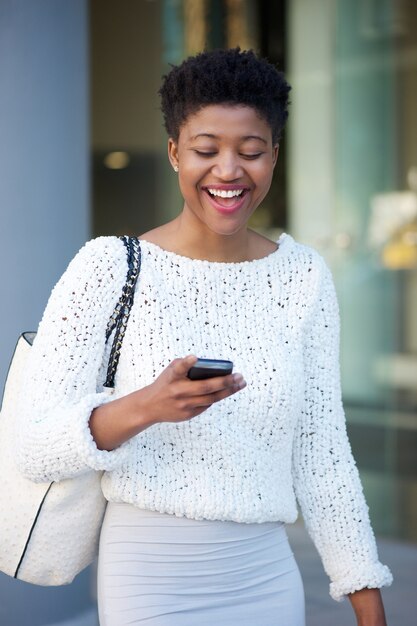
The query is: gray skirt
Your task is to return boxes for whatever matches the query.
[97,502,305,626]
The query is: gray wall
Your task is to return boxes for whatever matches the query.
[0,1,96,624]
[0,0,90,389]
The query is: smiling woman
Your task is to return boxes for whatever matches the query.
[149,48,288,261]
[16,48,392,626]
[164,105,278,241]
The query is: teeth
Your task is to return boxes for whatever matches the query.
[207,188,244,198]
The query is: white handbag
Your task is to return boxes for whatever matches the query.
[0,236,141,586]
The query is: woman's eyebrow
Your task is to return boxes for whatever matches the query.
[241,135,267,144]
[190,133,267,144]
[189,133,217,141]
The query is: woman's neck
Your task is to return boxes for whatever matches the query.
[171,224,252,263]
[148,212,275,263]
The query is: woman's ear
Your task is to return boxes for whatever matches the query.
[168,138,179,170]
[272,144,279,168]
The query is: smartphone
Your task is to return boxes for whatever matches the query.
[187,358,233,380]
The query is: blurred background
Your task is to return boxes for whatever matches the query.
[1,0,416,624]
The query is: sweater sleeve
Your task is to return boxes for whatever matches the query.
[292,255,393,601]
[15,236,132,483]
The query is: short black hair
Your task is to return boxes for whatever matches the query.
[158,47,291,144]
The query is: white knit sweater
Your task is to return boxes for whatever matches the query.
[16,233,392,601]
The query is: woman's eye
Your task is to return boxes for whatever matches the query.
[194,151,264,159]
[195,151,216,157]
[241,153,263,159]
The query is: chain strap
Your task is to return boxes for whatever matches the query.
[104,236,142,388]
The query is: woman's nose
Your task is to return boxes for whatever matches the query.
[211,153,244,180]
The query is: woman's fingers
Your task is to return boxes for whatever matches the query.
[191,378,247,408]
[168,356,245,396]
[154,356,247,422]
[170,355,198,379]
[182,372,240,396]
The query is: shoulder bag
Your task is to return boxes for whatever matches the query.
[0,236,141,586]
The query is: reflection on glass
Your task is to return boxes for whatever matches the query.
[226,0,259,50]
[184,0,208,55]
[288,0,417,541]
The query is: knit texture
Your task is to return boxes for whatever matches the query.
[16,233,392,600]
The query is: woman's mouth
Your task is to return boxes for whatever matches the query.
[202,187,250,214]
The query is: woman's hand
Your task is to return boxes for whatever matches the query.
[133,355,246,425]
[89,355,246,451]
[348,588,387,626]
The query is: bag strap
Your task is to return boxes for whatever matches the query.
[13,237,141,580]
[104,236,142,389]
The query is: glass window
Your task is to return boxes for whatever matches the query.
[288,0,417,541]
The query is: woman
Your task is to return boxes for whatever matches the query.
[17,48,392,625]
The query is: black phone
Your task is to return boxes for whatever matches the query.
[187,358,234,380]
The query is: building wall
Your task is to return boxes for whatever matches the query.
[0,2,96,624]
[0,0,90,389]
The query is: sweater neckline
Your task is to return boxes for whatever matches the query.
[139,232,292,269]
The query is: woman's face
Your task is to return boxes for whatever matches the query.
[168,104,279,236]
